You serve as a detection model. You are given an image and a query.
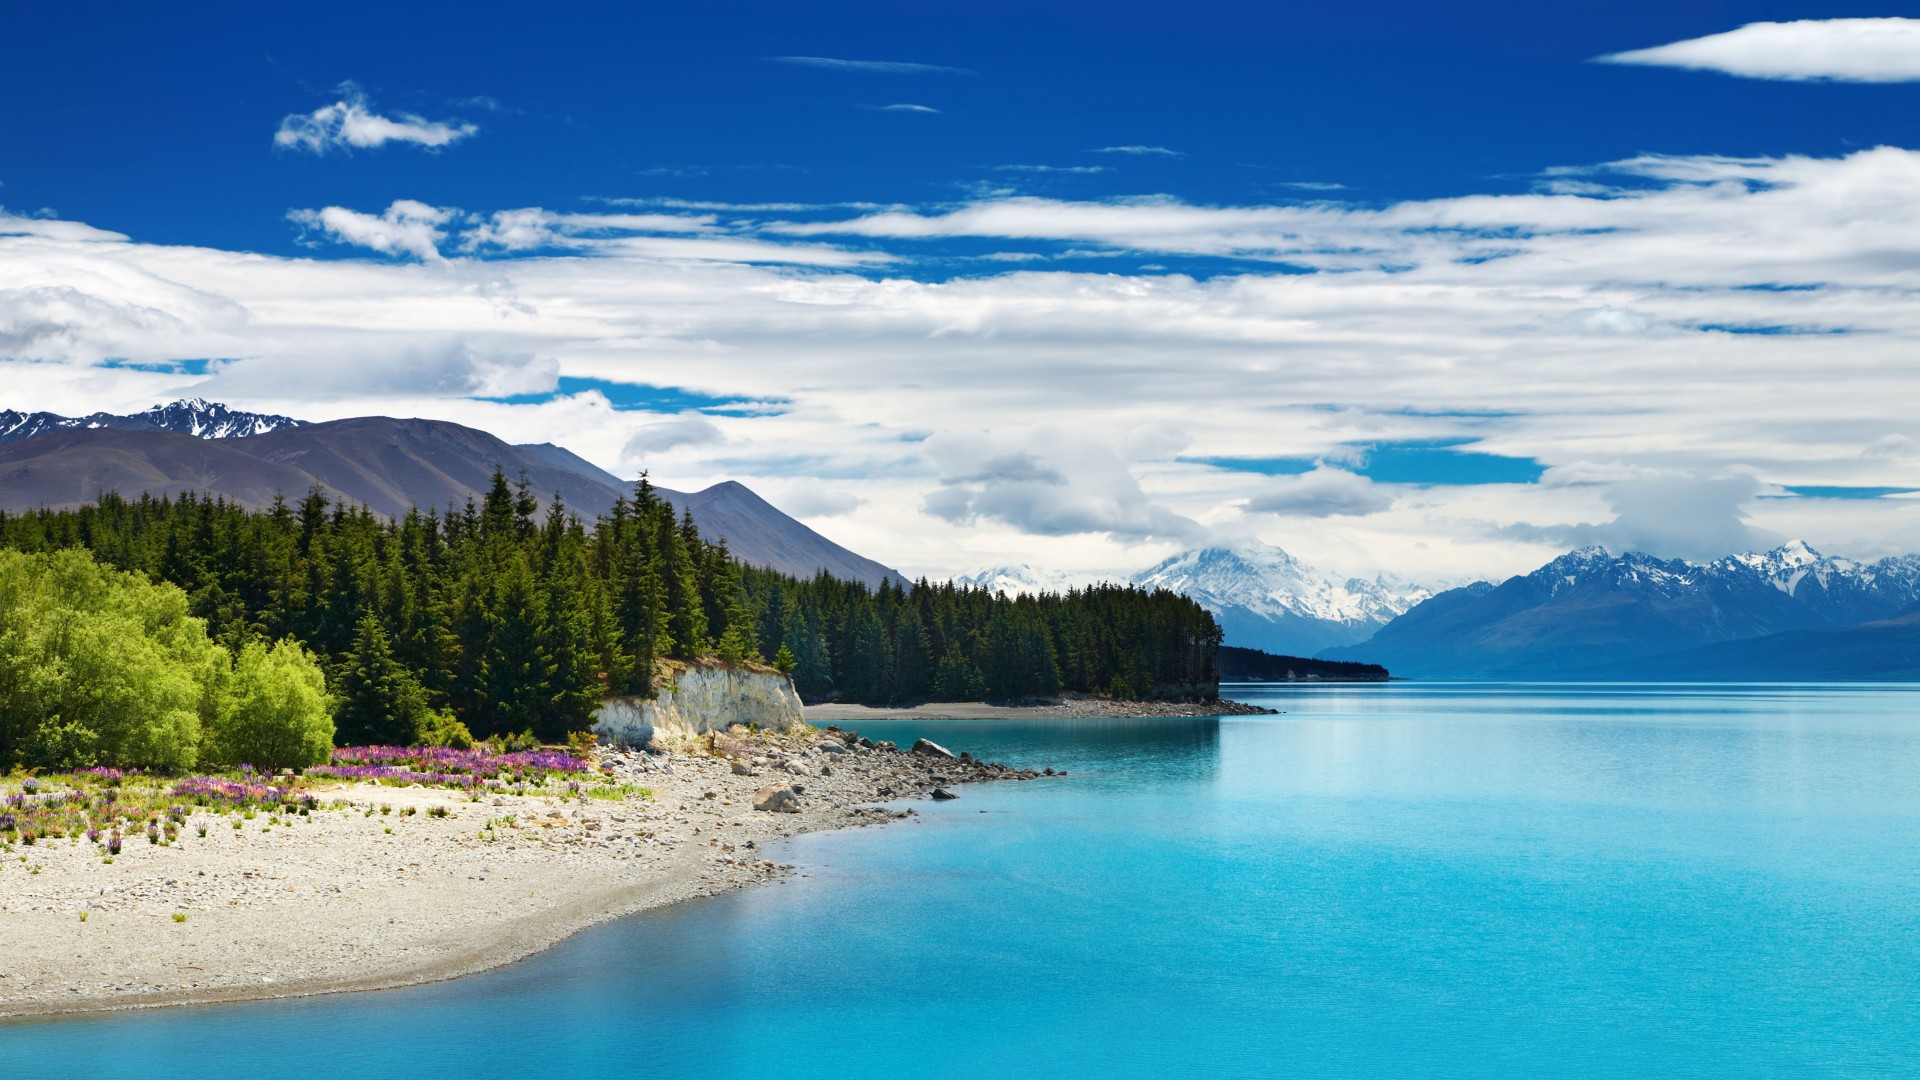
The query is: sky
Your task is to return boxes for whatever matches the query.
[4,1,1920,585]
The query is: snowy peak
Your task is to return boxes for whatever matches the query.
[1132,542,1431,627]
[952,564,1080,596]
[0,400,306,445]
[130,399,306,439]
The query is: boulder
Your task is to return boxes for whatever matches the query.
[911,739,956,760]
[731,761,756,776]
[753,784,801,813]
[930,788,959,801]
[817,739,848,754]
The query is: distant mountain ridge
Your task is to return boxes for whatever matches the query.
[953,542,1434,656]
[0,406,902,588]
[0,398,306,443]
[1323,542,1920,678]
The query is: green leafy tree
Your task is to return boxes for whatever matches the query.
[206,638,334,770]
[0,549,222,770]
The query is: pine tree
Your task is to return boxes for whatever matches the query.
[334,614,432,746]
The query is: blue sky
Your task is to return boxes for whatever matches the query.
[3,3,1919,581]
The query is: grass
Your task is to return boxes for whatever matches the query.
[585,783,652,801]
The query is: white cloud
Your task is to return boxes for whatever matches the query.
[922,431,1203,543]
[1244,467,1395,517]
[1598,19,1920,83]
[1092,146,1185,157]
[775,484,868,518]
[985,164,1110,174]
[8,146,1920,578]
[769,57,971,75]
[274,83,478,154]
[873,104,941,114]
[1502,474,1784,562]
[623,417,726,458]
[288,200,456,262]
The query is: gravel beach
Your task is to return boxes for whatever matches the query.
[0,726,1039,1020]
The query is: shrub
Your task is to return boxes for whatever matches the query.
[202,639,334,772]
[416,710,476,750]
[0,549,223,771]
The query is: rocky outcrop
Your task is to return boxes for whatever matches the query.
[752,783,801,813]
[595,664,804,749]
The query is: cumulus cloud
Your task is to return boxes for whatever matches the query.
[623,417,726,458]
[274,83,478,154]
[921,432,1203,543]
[10,145,1920,576]
[1505,474,1785,562]
[1599,19,1920,83]
[288,200,455,261]
[1244,467,1395,517]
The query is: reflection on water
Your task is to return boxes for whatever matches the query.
[9,684,1920,1079]
[848,714,1224,787]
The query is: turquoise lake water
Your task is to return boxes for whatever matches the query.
[8,683,1920,1077]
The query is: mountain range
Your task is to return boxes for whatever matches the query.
[957,543,1432,656]
[1131,544,1433,656]
[0,400,901,588]
[1321,541,1920,679]
[0,398,306,443]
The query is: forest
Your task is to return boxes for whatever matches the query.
[0,473,1222,745]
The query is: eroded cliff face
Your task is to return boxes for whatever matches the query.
[595,664,804,749]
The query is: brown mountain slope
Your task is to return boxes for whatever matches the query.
[0,418,903,587]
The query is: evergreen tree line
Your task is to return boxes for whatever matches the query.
[0,474,1221,745]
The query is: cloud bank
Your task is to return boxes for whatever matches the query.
[6,145,1920,580]
[1599,19,1920,83]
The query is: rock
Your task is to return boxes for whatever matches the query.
[752,784,801,814]
[817,739,848,754]
[783,760,814,777]
[930,788,959,800]
[857,737,875,749]
[731,761,756,776]
[911,739,956,760]
[875,741,898,752]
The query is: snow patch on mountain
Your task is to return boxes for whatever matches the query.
[1131,542,1433,627]
[0,399,305,445]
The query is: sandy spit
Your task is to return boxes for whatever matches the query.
[0,727,1033,1020]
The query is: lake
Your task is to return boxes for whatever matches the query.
[8,683,1920,1077]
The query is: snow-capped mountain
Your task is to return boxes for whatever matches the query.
[1131,542,1434,656]
[1322,541,1920,678]
[951,564,1097,596]
[0,399,305,445]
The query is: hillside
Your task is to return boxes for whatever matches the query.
[0,415,902,588]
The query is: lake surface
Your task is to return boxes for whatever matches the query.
[9,683,1920,1077]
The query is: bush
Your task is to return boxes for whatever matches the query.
[416,709,476,750]
[0,549,224,771]
[0,549,335,772]
[203,639,335,772]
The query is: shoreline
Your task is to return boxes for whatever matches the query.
[1,728,1036,1022]
[805,694,1279,723]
